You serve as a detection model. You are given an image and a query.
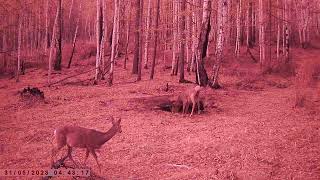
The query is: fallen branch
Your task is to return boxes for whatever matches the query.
[166,163,191,169]
[246,48,258,63]
[47,67,97,87]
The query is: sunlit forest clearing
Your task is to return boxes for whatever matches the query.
[0,0,320,179]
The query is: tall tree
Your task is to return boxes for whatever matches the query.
[171,0,179,75]
[235,0,242,57]
[54,0,63,71]
[94,0,104,84]
[45,0,50,52]
[195,0,212,86]
[16,14,22,82]
[132,0,141,74]
[48,2,60,84]
[67,2,82,69]
[150,0,160,79]
[124,1,132,69]
[144,0,152,69]
[137,0,144,81]
[179,0,186,83]
[211,0,228,88]
[258,0,266,69]
[108,0,120,86]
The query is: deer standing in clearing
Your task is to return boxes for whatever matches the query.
[173,85,202,117]
[51,117,122,172]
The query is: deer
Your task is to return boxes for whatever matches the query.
[51,117,122,172]
[172,85,203,117]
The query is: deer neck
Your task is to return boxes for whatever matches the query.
[99,125,118,145]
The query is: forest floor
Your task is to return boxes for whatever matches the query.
[0,45,319,179]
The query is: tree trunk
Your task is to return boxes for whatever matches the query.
[115,0,121,59]
[108,0,120,86]
[171,0,179,75]
[235,0,242,57]
[190,0,199,72]
[100,0,106,77]
[179,0,186,83]
[124,1,132,69]
[16,15,22,82]
[284,0,290,62]
[132,0,141,74]
[258,0,266,70]
[45,0,49,52]
[246,1,254,48]
[67,2,81,69]
[94,0,102,83]
[211,0,228,89]
[69,0,74,19]
[150,0,160,79]
[48,2,60,84]
[276,0,280,60]
[144,0,152,69]
[195,0,211,87]
[137,0,143,81]
[54,0,63,71]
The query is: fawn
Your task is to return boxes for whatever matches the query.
[173,85,202,117]
[51,117,122,172]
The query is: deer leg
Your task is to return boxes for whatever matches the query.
[90,149,101,173]
[51,145,64,166]
[190,98,196,117]
[197,98,201,115]
[83,149,90,166]
[182,102,185,115]
[51,147,58,165]
[67,146,78,167]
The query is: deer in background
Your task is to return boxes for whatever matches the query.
[172,85,203,117]
[51,117,122,172]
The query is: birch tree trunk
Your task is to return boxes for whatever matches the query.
[258,0,266,69]
[186,5,192,72]
[67,2,81,69]
[190,0,199,72]
[211,0,228,88]
[137,0,143,81]
[16,15,22,82]
[69,0,74,19]
[248,1,255,48]
[284,0,290,61]
[132,0,141,74]
[171,0,178,75]
[235,0,242,57]
[124,1,132,69]
[108,0,119,86]
[150,0,160,79]
[48,3,60,84]
[115,0,121,59]
[276,0,281,60]
[195,0,212,86]
[94,0,102,83]
[179,0,186,83]
[37,5,41,49]
[100,0,106,76]
[144,0,152,69]
[54,0,63,71]
[45,0,49,52]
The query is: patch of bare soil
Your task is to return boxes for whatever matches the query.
[0,51,319,179]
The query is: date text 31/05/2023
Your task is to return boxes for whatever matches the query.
[0,169,90,177]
